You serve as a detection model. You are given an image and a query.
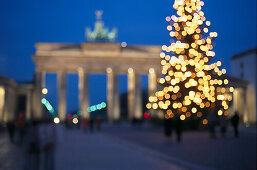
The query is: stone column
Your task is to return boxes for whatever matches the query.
[107,68,120,123]
[246,84,257,124]
[34,71,44,119]
[78,68,89,119]
[128,68,142,121]
[2,87,9,122]
[148,68,157,116]
[58,71,67,121]
[134,73,142,119]
[0,87,5,122]
[128,68,135,121]
[26,91,32,120]
[243,87,248,124]
[148,68,157,98]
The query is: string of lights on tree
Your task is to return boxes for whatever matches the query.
[41,87,107,124]
[146,0,233,123]
[41,98,56,115]
[88,102,107,113]
[41,96,106,116]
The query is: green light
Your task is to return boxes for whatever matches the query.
[97,104,102,110]
[47,105,53,110]
[77,110,81,116]
[45,103,50,107]
[91,106,96,111]
[86,101,107,113]
[42,98,56,115]
[101,102,106,108]
[41,98,47,104]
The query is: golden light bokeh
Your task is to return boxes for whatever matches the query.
[146,0,232,120]
[42,88,48,95]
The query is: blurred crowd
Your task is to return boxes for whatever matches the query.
[3,110,241,169]
[4,115,105,170]
[207,111,240,139]
[6,117,58,170]
[164,111,240,142]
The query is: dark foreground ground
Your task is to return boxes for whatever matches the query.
[0,126,184,170]
[0,123,256,170]
[102,123,256,170]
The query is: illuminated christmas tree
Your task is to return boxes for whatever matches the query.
[146,0,233,123]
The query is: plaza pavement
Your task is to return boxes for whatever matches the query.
[56,129,185,170]
[0,132,23,170]
[102,123,257,170]
[0,127,185,170]
[0,123,256,170]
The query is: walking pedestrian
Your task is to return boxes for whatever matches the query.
[207,112,217,138]
[96,117,102,132]
[231,111,240,138]
[164,118,173,138]
[175,116,183,142]
[89,118,95,133]
[6,121,16,143]
[82,118,88,132]
[219,115,228,138]
[24,120,40,170]
[16,118,26,145]
[39,118,57,170]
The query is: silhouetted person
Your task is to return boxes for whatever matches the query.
[16,118,26,145]
[175,116,183,142]
[96,117,102,132]
[82,118,88,132]
[89,118,95,133]
[64,119,69,129]
[164,118,173,138]
[24,121,40,170]
[76,118,81,129]
[6,121,16,143]
[207,112,217,138]
[219,115,228,138]
[231,111,240,138]
[39,119,57,170]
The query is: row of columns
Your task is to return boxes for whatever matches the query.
[34,72,44,119]
[58,71,67,121]
[25,91,32,120]
[107,68,120,123]
[232,86,256,124]
[78,68,89,119]
[128,68,142,120]
[34,68,157,122]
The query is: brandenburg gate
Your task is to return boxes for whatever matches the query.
[33,42,161,122]
[32,11,162,122]
[32,11,163,122]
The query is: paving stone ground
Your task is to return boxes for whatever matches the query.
[56,130,185,170]
[0,133,23,170]
[0,127,185,170]
[102,123,257,170]
[0,124,256,170]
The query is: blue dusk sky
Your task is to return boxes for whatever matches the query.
[0,0,256,113]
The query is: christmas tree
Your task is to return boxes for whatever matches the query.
[146,0,233,123]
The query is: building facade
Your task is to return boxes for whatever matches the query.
[231,48,257,124]
[32,42,161,123]
[2,47,256,124]
[0,76,34,124]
